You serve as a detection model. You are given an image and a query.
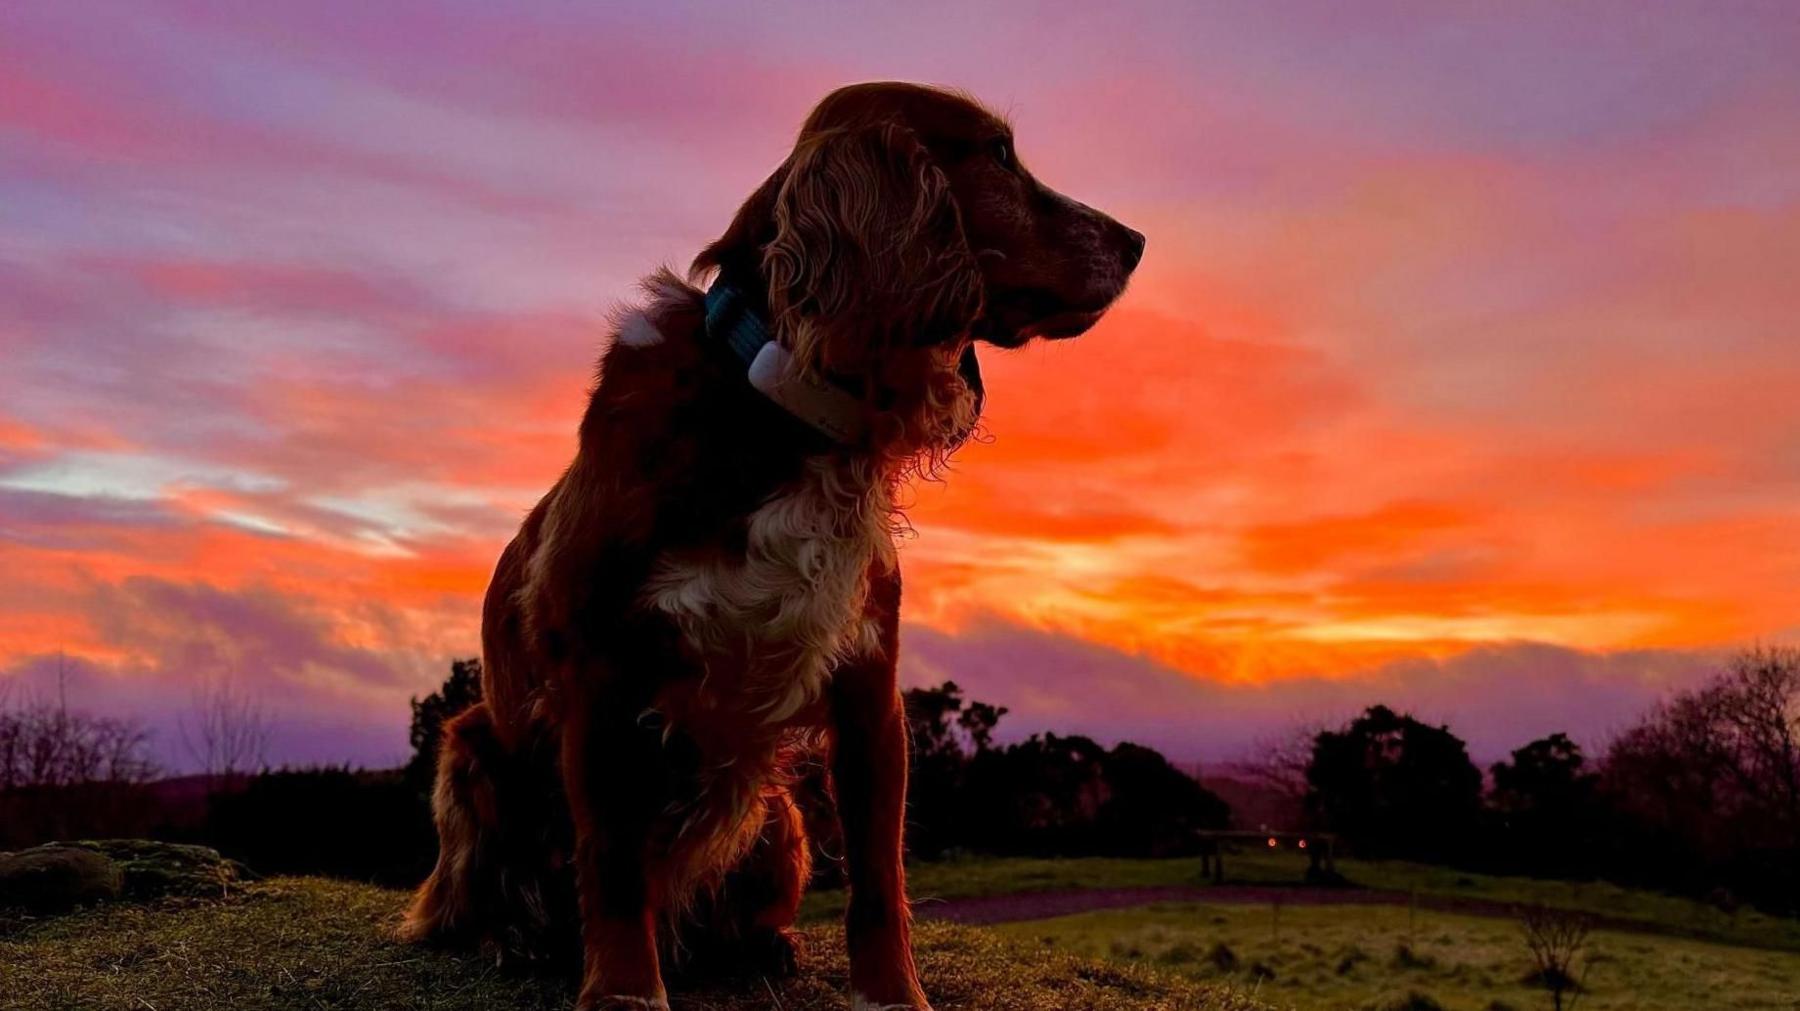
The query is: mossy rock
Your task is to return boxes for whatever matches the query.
[0,846,123,913]
[0,840,251,915]
[62,840,254,900]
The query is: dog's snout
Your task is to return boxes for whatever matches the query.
[1119,225,1146,272]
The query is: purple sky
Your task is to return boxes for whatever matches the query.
[2,2,1796,772]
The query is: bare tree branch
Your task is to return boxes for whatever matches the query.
[1519,905,1593,1011]
[1226,720,1326,802]
[180,674,272,786]
[0,677,159,790]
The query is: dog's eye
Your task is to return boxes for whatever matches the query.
[989,138,1015,170]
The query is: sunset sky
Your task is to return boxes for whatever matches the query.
[3,2,1796,769]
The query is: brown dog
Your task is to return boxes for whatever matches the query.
[401,82,1142,1010]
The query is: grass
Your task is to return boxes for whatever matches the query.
[989,900,1800,1011]
[801,851,1800,953]
[11,852,1798,1009]
[799,855,1214,921]
[1315,856,1800,953]
[0,877,1271,1011]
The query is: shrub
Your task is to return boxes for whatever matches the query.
[1518,904,1592,1011]
[204,767,433,885]
[1206,941,1239,972]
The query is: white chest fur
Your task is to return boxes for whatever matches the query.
[641,456,892,722]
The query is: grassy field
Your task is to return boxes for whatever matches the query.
[991,900,1800,1011]
[0,877,1268,1011]
[9,852,1799,1010]
[801,851,1800,953]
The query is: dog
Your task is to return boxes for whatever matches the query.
[401,81,1143,1010]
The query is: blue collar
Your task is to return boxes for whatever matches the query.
[703,276,985,445]
[703,278,777,372]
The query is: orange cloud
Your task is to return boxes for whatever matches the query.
[3,3,1797,768]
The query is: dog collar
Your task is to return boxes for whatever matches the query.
[704,279,867,443]
[703,277,985,445]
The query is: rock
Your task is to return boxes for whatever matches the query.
[63,840,252,900]
[0,839,252,914]
[0,845,123,913]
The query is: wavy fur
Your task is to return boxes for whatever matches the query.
[405,81,1142,1011]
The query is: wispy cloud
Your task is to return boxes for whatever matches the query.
[1,2,1795,766]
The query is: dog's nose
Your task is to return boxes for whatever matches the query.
[1120,226,1146,272]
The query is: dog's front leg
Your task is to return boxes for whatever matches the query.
[830,630,931,1010]
[561,681,669,1011]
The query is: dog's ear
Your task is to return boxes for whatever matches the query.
[758,121,983,379]
[692,165,787,288]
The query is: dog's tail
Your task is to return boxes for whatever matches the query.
[400,702,570,961]
[401,701,504,943]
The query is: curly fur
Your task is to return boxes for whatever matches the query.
[404,81,1142,1011]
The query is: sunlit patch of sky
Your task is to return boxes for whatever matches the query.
[0,451,287,502]
[1,0,1795,765]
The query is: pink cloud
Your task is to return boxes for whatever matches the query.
[2,3,1795,769]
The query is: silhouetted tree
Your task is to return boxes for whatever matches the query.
[405,658,483,795]
[1096,741,1230,855]
[974,733,1112,851]
[957,698,1008,754]
[902,681,995,855]
[0,697,157,791]
[1491,733,1601,876]
[180,675,271,788]
[1493,733,1590,809]
[1305,704,1483,861]
[904,681,999,763]
[1713,647,1800,833]
[900,681,1227,858]
[0,672,159,846]
[1601,646,1800,910]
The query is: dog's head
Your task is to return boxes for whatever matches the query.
[694,82,1143,454]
